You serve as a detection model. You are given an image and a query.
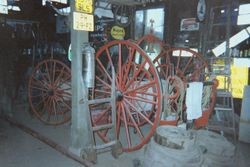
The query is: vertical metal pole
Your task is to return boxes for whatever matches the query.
[225,1,232,58]
[166,0,173,45]
[225,2,232,90]
[69,0,91,156]
[201,0,211,57]
[198,23,204,53]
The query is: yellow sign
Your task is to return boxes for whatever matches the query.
[231,66,248,98]
[73,12,94,31]
[75,0,93,14]
[111,26,125,40]
[216,65,249,98]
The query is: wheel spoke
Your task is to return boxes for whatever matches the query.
[44,61,52,84]
[125,60,147,90]
[123,101,144,140]
[96,75,112,89]
[56,90,71,99]
[94,89,111,96]
[31,76,49,89]
[96,58,112,84]
[30,84,48,92]
[52,98,59,122]
[124,94,157,105]
[116,103,122,138]
[133,91,158,97]
[57,97,71,110]
[56,75,71,88]
[120,102,132,148]
[52,61,56,83]
[176,49,182,69]
[124,99,154,126]
[92,106,111,124]
[122,48,135,87]
[32,97,46,114]
[182,56,194,74]
[44,97,53,121]
[54,66,65,85]
[118,43,123,89]
[29,92,46,98]
[125,80,156,94]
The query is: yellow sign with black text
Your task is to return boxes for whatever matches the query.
[73,12,94,31]
[75,0,93,14]
[111,26,125,40]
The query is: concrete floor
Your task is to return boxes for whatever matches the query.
[0,101,145,167]
[1,101,250,167]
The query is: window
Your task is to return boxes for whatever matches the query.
[134,8,165,40]
[134,8,165,62]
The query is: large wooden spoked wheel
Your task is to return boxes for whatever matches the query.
[91,40,162,152]
[164,48,209,82]
[153,48,209,123]
[28,59,71,125]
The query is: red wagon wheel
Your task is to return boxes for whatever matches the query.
[153,48,209,123]
[28,59,71,125]
[91,40,162,152]
[164,48,209,82]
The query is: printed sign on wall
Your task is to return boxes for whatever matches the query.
[180,18,199,31]
[111,26,125,40]
[73,12,94,31]
[75,0,93,14]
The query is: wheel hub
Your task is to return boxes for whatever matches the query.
[48,89,55,96]
[116,91,123,101]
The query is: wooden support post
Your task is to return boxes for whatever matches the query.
[69,0,92,157]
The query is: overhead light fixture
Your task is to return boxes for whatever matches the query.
[12,6,20,11]
[42,0,67,6]
[7,5,21,11]
[59,6,70,14]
